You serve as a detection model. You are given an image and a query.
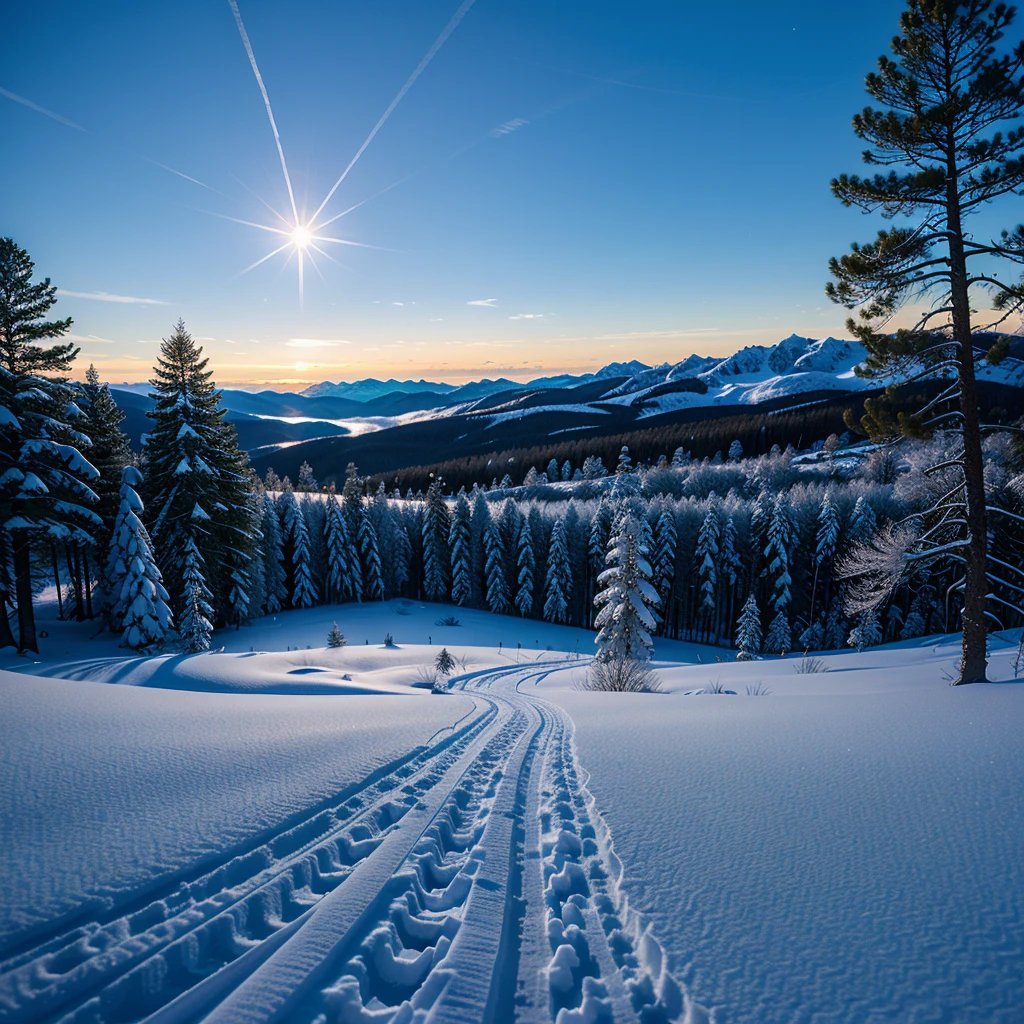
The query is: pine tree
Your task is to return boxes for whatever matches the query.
[826,0,1024,683]
[652,507,678,609]
[435,646,455,675]
[561,460,572,481]
[296,461,318,492]
[848,496,876,544]
[809,490,841,625]
[0,238,100,652]
[728,439,744,461]
[81,364,133,612]
[105,466,173,650]
[469,488,491,607]
[543,515,571,623]
[900,591,929,639]
[719,514,741,643]
[735,593,762,660]
[594,509,660,662]
[695,508,720,631]
[515,515,534,617]
[449,492,472,606]
[615,446,633,474]
[327,621,346,648]
[179,534,214,652]
[484,518,510,614]
[765,610,792,656]
[422,478,451,602]
[280,491,316,609]
[547,459,560,482]
[324,491,355,603]
[262,493,288,614]
[848,609,882,651]
[144,320,257,628]
[824,595,848,650]
[358,508,383,600]
[764,494,792,613]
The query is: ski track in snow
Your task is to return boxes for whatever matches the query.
[0,663,703,1024]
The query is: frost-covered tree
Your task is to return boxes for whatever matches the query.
[469,487,490,606]
[848,609,882,652]
[765,610,792,656]
[484,517,510,614]
[582,454,607,479]
[615,446,633,474]
[764,494,792,613]
[281,491,316,609]
[547,459,560,482]
[327,621,346,648]
[900,590,929,639]
[561,460,572,481]
[0,238,100,651]
[144,320,257,628]
[695,507,720,630]
[594,509,660,662]
[324,492,357,603]
[105,466,173,650]
[359,508,383,601]
[435,646,455,675]
[179,533,214,652]
[261,493,287,614]
[515,515,534,617]
[728,439,744,461]
[735,593,762,660]
[543,515,571,623]
[449,492,472,606]
[824,595,848,650]
[719,514,741,641]
[422,478,451,602]
[848,495,876,544]
[296,460,318,492]
[652,507,678,611]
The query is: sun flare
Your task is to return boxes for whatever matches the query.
[290,224,312,249]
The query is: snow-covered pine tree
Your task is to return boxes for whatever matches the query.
[671,447,688,468]
[261,493,288,614]
[561,460,572,481]
[824,595,848,650]
[515,515,535,617]
[327,621,346,648]
[899,591,929,640]
[728,439,744,461]
[582,455,607,479]
[764,610,792,656]
[719,514,741,643]
[449,492,472,606]
[543,515,571,623]
[179,532,214,652]
[764,494,793,614]
[324,491,356,603]
[469,487,490,607]
[422,478,451,602]
[280,490,316,609]
[847,609,882,651]
[615,446,633,474]
[546,458,559,482]
[593,509,660,662]
[735,593,762,660]
[695,507,720,637]
[848,496,876,544]
[358,508,384,600]
[484,518,510,614]
[885,602,904,642]
[0,238,101,651]
[296,461,318,492]
[104,466,173,650]
[390,510,412,596]
[143,320,257,629]
[810,490,840,618]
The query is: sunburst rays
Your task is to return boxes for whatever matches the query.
[225,0,477,306]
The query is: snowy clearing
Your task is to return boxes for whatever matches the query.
[1,604,1021,1022]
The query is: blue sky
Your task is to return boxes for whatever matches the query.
[2,0,908,387]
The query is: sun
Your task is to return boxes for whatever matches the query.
[290,224,312,249]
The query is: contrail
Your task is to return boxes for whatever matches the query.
[0,86,86,131]
[141,156,223,194]
[310,0,477,226]
[228,0,300,224]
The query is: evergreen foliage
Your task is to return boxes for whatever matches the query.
[327,621,346,648]
[735,593,762,660]
[422,478,451,602]
[543,516,572,623]
[261,494,288,614]
[449,492,472,606]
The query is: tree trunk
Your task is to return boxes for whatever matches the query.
[84,550,93,619]
[51,544,64,621]
[946,184,988,684]
[0,593,15,650]
[13,533,37,654]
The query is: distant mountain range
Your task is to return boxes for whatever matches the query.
[107,335,1024,476]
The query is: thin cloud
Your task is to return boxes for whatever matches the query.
[430,318,444,322]
[393,301,405,306]
[0,86,86,131]
[509,313,545,320]
[468,298,498,307]
[67,333,114,344]
[286,338,351,348]
[59,290,169,305]
[490,117,529,137]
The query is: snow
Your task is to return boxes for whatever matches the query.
[535,636,1024,1023]
[2,598,1020,1022]
[0,669,473,955]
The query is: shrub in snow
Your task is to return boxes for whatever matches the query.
[594,509,660,662]
[794,655,828,674]
[327,622,346,648]
[105,467,173,651]
[746,682,771,695]
[384,632,395,647]
[435,647,455,677]
[436,615,461,626]
[584,656,661,693]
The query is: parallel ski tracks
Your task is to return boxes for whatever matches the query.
[0,661,703,1024]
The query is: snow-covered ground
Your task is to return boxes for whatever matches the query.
[1,603,1021,1022]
